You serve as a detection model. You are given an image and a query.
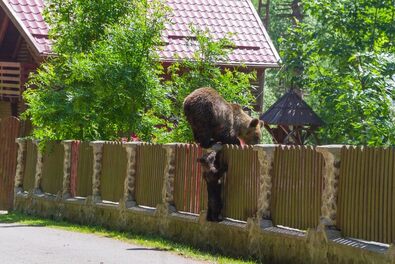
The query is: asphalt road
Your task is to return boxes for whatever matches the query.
[0,223,206,264]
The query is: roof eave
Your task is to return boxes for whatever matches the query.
[160,58,280,69]
[0,0,44,62]
[245,0,282,64]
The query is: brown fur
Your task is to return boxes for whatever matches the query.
[197,150,227,222]
[183,87,263,148]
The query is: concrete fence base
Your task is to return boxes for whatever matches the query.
[14,192,393,264]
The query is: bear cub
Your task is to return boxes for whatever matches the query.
[197,148,227,222]
[183,87,264,148]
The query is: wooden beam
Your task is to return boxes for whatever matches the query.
[12,35,22,59]
[256,69,265,112]
[0,16,9,47]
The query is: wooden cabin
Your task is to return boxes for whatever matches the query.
[0,0,280,122]
[0,0,50,120]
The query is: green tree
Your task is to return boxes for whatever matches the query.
[23,0,170,141]
[279,0,395,145]
[157,29,257,143]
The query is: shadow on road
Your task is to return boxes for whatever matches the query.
[0,224,45,228]
[127,247,169,252]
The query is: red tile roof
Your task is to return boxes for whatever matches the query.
[163,0,280,68]
[0,0,280,68]
[1,0,51,56]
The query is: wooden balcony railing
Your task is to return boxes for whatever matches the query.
[0,62,36,100]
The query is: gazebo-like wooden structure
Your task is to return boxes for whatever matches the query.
[260,89,324,145]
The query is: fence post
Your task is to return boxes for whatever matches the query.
[254,144,276,227]
[123,142,140,207]
[62,140,73,199]
[90,141,105,203]
[14,138,27,194]
[161,143,177,213]
[33,140,43,195]
[316,145,342,227]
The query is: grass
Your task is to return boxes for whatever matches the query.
[0,211,258,264]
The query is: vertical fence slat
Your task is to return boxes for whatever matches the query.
[369,148,376,240]
[358,147,364,239]
[391,148,395,242]
[374,148,380,242]
[382,148,389,243]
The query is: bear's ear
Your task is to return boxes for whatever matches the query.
[249,118,260,128]
[260,120,264,128]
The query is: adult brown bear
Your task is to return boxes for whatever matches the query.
[183,87,264,148]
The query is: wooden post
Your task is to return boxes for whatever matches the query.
[255,70,265,112]
[316,145,342,227]
[14,138,26,194]
[123,142,140,207]
[90,141,105,203]
[254,144,276,227]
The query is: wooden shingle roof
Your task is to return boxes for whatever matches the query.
[260,90,324,126]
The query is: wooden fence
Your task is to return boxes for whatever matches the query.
[73,141,93,197]
[101,142,127,202]
[173,144,206,214]
[222,145,260,221]
[22,140,37,192]
[271,146,324,230]
[338,146,395,244]
[0,117,20,210]
[135,143,166,208]
[16,140,395,244]
[41,142,64,195]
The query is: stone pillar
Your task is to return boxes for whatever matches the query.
[316,145,342,227]
[62,140,73,199]
[123,142,140,207]
[254,144,276,227]
[33,140,44,195]
[306,226,329,264]
[90,141,105,203]
[14,138,27,194]
[161,143,177,213]
[388,244,395,264]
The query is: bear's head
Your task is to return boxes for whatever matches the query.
[197,150,227,183]
[239,118,264,146]
[231,104,264,146]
